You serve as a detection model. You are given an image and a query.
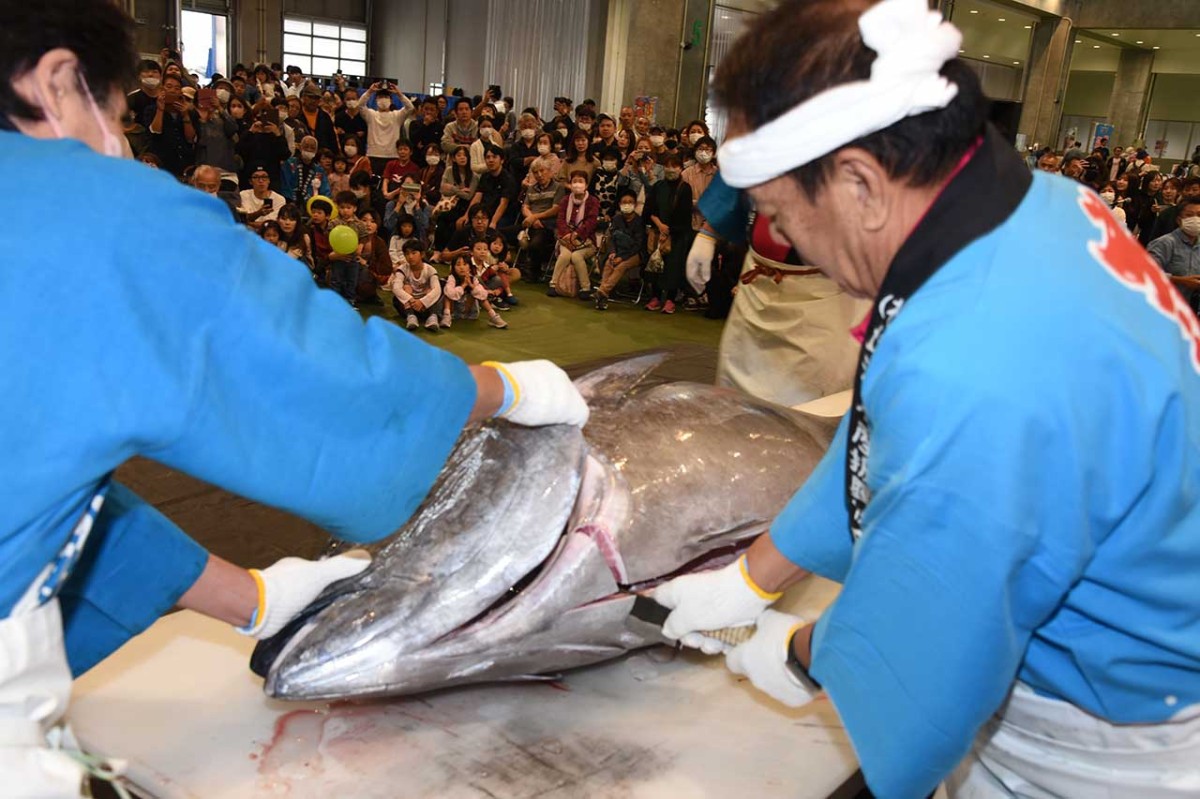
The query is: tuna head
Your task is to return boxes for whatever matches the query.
[256,422,586,700]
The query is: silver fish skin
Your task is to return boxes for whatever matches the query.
[261,355,835,700]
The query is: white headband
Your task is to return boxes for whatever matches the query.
[719,0,963,189]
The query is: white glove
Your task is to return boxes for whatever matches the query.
[237,552,371,639]
[685,231,717,294]
[726,609,816,709]
[483,360,590,427]
[651,555,780,648]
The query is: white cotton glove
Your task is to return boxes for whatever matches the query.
[237,552,371,640]
[726,609,816,709]
[651,555,780,651]
[685,231,717,294]
[483,360,590,427]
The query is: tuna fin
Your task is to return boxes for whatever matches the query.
[574,352,669,407]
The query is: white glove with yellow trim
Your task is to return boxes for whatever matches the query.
[652,555,780,649]
[237,552,371,639]
[483,360,590,428]
[727,609,816,708]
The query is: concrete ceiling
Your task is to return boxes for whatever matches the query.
[1078,27,1200,74]
[950,0,1040,66]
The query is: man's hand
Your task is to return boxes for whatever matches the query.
[651,555,780,652]
[236,553,371,640]
[726,610,817,709]
[481,360,589,427]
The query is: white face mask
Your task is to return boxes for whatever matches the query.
[377,98,392,111]
[650,135,665,147]
[42,73,125,159]
[345,99,358,110]
[426,154,441,165]
[571,182,587,195]
[344,145,358,156]
[216,89,231,104]
[537,143,551,155]
[619,203,635,215]
[300,149,316,162]
[577,122,592,132]
[602,160,618,172]
[1182,217,1200,238]
[143,76,161,89]
[556,128,568,138]
[696,150,713,164]
[262,84,275,98]
[689,132,704,145]
[521,128,536,140]
[479,128,494,139]
[1099,191,1115,204]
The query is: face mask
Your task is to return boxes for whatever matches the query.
[577,122,592,132]
[602,160,618,172]
[346,99,358,110]
[216,89,231,104]
[557,128,568,138]
[1099,191,1115,204]
[42,73,125,158]
[427,154,441,165]
[262,84,275,98]
[521,128,536,140]
[377,98,392,111]
[537,143,551,155]
[344,145,358,156]
[689,132,704,145]
[696,150,713,165]
[354,189,369,199]
[479,128,494,139]
[620,203,635,215]
[143,77,161,89]
[1182,217,1200,238]
[301,149,316,162]
[650,135,664,147]
[664,168,681,181]
[571,182,587,195]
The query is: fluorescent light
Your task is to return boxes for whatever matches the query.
[998,18,1006,22]
[1111,33,1119,37]
[959,49,965,53]
[1136,40,1144,44]
[1013,61,1020,65]
[1024,25,1032,29]
[969,8,978,12]
[1093,45,1100,49]
[982,54,990,59]
[1075,39,1082,43]
[1153,46,1161,50]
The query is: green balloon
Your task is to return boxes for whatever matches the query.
[329,224,358,256]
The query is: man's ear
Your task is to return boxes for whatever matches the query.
[11,47,81,125]
[830,148,893,234]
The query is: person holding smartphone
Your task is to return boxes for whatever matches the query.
[238,166,286,229]
[361,80,414,174]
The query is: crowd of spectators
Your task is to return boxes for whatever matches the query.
[125,52,1199,326]
[1030,140,1200,312]
[125,55,724,323]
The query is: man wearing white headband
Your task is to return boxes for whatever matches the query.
[653,0,1200,796]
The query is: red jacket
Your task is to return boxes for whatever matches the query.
[556,193,600,242]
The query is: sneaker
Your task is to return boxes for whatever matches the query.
[662,300,676,315]
[546,287,559,297]
[504,294,519,306]
[406,314,418,330]
[577,289,593,302]
[441,311,452,329]
[645,298,662,312]
[594,293,609,311]
[683,297,699,310]
[425,315,440,332]
[488,314,509,329]
[494,299,511,311]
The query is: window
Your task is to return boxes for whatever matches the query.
[282,16,367,78]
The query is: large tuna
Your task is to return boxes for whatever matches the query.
[252,353,836,700]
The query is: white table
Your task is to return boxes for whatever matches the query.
[71,578,857,799]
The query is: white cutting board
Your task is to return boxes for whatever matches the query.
[70,578,855,799]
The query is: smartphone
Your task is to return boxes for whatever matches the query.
[263,198,274,209]
[197,88,217,109]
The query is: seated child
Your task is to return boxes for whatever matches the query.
[389,240,444,332]
[388,214,419,267]
[471,239,515,312]
[260,220,285,251]
[441,254,508,330]
[328,154,351,196]
[482,234,520,306]
[308,198,334,286]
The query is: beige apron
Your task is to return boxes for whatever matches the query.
[717,248,869,407]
